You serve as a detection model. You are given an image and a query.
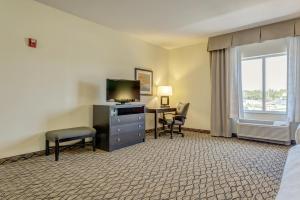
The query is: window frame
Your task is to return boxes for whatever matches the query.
[241,52,288,115]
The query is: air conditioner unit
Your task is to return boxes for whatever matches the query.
[237,119,290,145]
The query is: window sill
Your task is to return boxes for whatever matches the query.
[244,111,287,115]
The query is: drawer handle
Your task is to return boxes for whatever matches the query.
[138,133,141,137]
[117,128,121,132]
[117,118,120,122]
[138,124,142,128]
[138,116,142,120]
[117,138,120,142]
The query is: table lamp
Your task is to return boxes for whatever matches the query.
[157,86,173,107]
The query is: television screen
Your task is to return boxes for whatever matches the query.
[106,79,140,103]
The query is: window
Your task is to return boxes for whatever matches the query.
[241,53,287,113]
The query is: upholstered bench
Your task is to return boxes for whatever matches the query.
[45,127,96,161]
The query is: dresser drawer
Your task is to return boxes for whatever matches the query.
[110,130,145,150]
[110,122,145,136]
[110,114,144,126]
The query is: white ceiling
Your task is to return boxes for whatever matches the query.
[36,0,300,49]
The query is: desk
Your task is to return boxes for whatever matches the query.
[146,107,177,139]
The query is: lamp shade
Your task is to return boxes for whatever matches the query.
[157,86,172,96]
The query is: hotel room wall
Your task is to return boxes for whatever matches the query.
[0,0,169,158]
[168,42,211,130]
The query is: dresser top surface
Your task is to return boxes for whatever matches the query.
[93,103,145,108]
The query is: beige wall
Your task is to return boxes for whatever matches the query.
[0,0,169,159]
[169,42,211,130]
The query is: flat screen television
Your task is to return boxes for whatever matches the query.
[106,79,140,104]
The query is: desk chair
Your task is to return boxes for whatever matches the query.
[158,102,190,139]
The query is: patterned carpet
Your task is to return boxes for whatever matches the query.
[0,132,290,200]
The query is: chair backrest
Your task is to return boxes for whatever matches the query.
[176,102,190,118]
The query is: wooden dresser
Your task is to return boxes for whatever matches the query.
[93,104,145,151]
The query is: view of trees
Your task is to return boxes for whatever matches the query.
[243,89,287,112]
[243,89,287,100]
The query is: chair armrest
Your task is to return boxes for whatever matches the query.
[173,115,186,121]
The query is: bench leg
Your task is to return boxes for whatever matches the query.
[81,138,85,148]
[92,136,96,152]
[45,140,50,156]
[55,140,59,161]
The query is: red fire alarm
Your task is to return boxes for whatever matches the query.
[28,38,37,48]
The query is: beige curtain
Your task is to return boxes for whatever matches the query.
[210,49,232,137]
[296,19,300,36]
[208,17,300,51]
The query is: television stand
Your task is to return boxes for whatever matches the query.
[93,104,145,151]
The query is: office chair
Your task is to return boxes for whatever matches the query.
[158,102,190,139]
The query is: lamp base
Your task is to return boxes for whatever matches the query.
[160,105,170,108]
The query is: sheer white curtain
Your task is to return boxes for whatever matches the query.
[229,47,244,120]
[287,37,300,123]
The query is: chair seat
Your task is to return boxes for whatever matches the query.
[159,117,184,125]
[46,127,96,141]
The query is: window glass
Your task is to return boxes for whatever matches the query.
[265,55,287,112]
[240,38,288,113]
[241,59,263,111]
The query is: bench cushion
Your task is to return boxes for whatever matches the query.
[46,127,96,141]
